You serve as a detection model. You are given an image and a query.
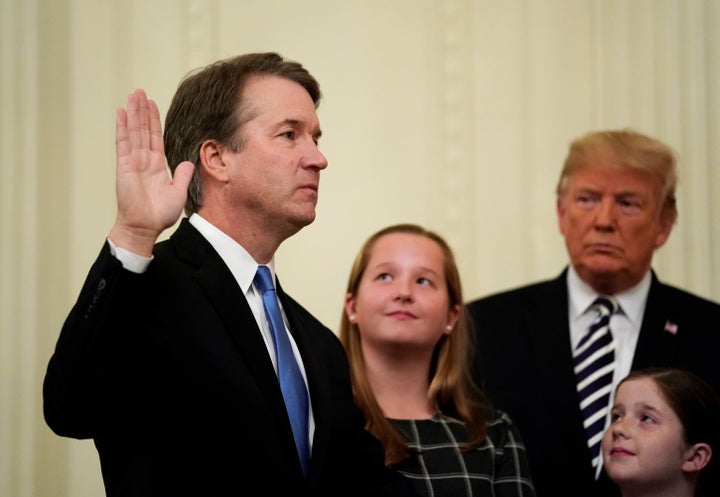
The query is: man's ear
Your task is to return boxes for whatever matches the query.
[653,208,676,249]
[199,139,230,183]
[681,442,712,473]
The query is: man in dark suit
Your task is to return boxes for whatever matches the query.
[43,53,417,497]
[467,129,720,497]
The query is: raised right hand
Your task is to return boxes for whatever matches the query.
[108,89,195,257]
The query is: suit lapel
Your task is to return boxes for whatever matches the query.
[169,220,289,417]
[536,271,598,467]
[632,272,680,368]
[532,272,581,396]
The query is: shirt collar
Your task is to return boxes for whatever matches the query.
[567,265,650,325]
[188,213,275,293]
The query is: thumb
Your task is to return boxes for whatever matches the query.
[172,161,195,192]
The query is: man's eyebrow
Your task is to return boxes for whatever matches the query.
[274,118,301,130]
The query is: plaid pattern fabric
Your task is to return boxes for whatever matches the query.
[390,410,536,497]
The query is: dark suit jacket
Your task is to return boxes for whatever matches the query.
[466,268,720,497]
[44,219,416,497]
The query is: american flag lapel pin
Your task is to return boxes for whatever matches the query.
[664,321,678,335]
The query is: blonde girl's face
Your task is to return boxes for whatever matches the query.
[344,232,459,356]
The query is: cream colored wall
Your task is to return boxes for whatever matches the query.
[2,0,718,495]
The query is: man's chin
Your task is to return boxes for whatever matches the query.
[581,253,623,272]
[587,265,621,277]
[289,210,317,231]
[575,257,625,283]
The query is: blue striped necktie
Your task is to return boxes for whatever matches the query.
[254,265,310,476]
[573,296,617,475]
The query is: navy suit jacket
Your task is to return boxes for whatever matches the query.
[44,219,415,497]
[467,268,720,497]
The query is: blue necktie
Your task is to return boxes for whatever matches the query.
[254,265,310,476]
[573,296,617,475]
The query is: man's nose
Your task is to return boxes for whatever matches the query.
[304,140,328,170]
[595,198,615,228]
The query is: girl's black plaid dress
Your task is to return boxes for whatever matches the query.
[390,409,536,497]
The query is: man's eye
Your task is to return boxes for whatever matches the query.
[618,198,643,214]
[281,131,295,139]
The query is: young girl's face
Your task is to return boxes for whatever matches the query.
[602,377,691,488]
[345,232,459,355]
